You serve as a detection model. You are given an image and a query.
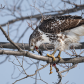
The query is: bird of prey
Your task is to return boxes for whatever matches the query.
[29,15,84,74]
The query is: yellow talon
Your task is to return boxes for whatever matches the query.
[49,71,53,74]
[47,54,56,61]
[56,55,61,60]
[56,51,61,60]
[47,50,61,74]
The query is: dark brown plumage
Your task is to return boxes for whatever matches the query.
[39,15,84,34]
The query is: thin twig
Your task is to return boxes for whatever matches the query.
[13,63,49,84]
[0,26,23,51]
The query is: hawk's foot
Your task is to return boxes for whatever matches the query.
[56,54,61,60]
[49,71,53,74]
[56,51,61,60]
[47,54,56,61]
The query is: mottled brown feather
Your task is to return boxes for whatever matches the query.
[39,15,84,34]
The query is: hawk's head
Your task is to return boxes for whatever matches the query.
[29,26,51,52]
[29,37,39,51]
[29,29,42,51]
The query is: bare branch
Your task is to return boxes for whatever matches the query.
[0,4,5,9]
[0,42,84,51]
[62,0,78,6]
[0,26,23,51]
[1,4,84,27]
[60,64,77,73]
[13,63,49,84]
[0,49,84,64]
[54,63,77,84]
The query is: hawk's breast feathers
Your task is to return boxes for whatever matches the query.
[29,15,84,51]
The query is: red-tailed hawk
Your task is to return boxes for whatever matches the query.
[29,15,84,74]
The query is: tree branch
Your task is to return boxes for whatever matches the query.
[0,49,84,63]
[12,63,49,84]
[0,42,84,51]
[1,4,84,27]
[0,26,23,52]
[60,64,76,73]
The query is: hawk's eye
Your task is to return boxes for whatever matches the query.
[31,43,33,46]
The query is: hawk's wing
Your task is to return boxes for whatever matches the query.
[38,15,84,34]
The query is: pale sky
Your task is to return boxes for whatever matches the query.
[0,0,84,84]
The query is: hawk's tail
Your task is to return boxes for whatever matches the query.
[70,25,84,36]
